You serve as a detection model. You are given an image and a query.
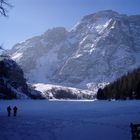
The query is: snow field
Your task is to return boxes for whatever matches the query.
[0,100,140,140]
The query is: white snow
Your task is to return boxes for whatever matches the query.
[26,44,61,83]
[87,82,109,92]
[33,83,95,99]
[0,100,139,140]
[95,18,109,33]
[73,53,83,58]
[11,52,23,60]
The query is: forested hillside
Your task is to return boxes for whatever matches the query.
[97,67,140,100]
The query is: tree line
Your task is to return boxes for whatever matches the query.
[97,67,140,100]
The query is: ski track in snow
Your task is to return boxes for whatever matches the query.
[0,100,140,140]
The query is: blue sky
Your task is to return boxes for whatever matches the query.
[0,0,140,49]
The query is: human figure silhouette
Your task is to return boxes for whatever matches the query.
[7,106,11,117]
[13,106,18,117]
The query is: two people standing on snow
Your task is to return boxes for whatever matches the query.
[7,106,18,117]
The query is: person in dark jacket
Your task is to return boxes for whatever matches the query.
[13,106,18,116]
[7,106,11,117]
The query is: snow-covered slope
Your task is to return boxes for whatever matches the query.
[33,83,95,99]
[8,10,140,90]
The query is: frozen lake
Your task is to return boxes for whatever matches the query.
[0,100,140,140]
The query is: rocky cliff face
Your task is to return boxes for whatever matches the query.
[8,10,140,90]
[0,53,43,99]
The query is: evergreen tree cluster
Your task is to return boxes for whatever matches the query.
[97,67,140,100]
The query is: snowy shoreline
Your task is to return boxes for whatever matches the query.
[49,99,97,102]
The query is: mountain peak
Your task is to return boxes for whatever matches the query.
[81,10,122,22]
[43,27,68,43]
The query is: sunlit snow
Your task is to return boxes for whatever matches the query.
[11,52,23,60]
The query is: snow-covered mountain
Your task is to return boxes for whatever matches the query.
[8,10,140,90]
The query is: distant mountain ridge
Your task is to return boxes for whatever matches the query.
[8,10,140,91]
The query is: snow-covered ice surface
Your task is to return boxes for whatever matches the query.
[0,100,140,140]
